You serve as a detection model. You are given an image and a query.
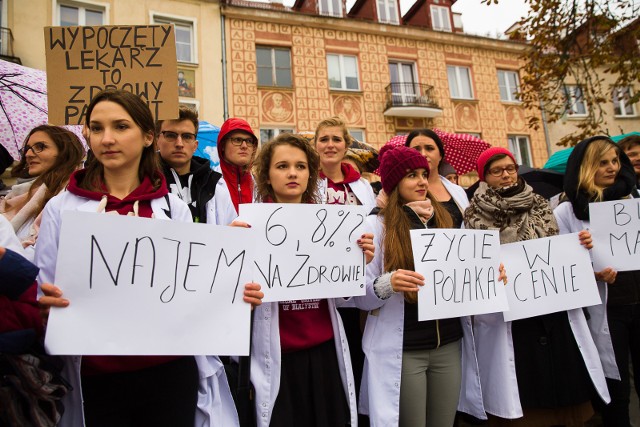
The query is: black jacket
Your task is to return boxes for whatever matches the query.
[161,155,222,223]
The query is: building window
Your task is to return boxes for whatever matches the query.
[58,1,105,26]
[256,47,292,88]
[319,0,342,17]
[327,54,360,91]
[430,5,451,32]
[377,0,399,24]
[153,15,195,63]
[498,70,520,102]
[389,61,417,104]
[447,65,474,99]
[613,87,637,117]
[508,136,532,167]
[563,85,587,116]
[260,128,294,145]
[349,129,365,142]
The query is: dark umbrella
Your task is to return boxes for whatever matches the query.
[465,165,564,200]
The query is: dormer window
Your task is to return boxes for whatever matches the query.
[377,0,399,24]
[319,0,342,17]
[431,5,451,32]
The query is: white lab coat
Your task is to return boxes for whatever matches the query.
[354,215,486,426]
[250,299,358,426]
[318,177,377,212]
[206,177,238,225]
[553,201,620,380]
[34,191,239,427]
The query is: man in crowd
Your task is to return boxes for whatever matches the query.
[156,106,237,225]
[216,118,259,213]
[619,134,640,191]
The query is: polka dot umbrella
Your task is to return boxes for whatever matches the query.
[0,60,87,161]
[375,130,492,176]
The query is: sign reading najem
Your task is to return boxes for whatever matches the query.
[44,25,179,125]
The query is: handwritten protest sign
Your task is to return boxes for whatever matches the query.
[500,233,600,321]
[590,199,640,272]
[44,25,179,124]
[410,229,508,321]
[240,204,367,302]
[45,211,253,356]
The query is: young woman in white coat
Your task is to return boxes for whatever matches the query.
[404,129,468,227]
[355,144,486,427]
[554,136,639,426]
[465,146,610,426]
[250,133,374,427]
[315,117,376,210]
[36,89,263,427]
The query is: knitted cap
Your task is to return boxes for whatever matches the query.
[476,147,517,181]
[379,144,430,194]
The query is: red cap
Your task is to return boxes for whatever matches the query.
[476,147,517,181]
[217,118,258,156]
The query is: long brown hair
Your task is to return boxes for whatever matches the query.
[381,181,453,303]
[81,89,161,192]
[6,125,84,219]
[255,133,320,203]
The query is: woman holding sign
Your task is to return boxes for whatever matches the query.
[555,136,639,426]
[354,144,486,427]
[465,146,610,426]
[36,89,263,427]
[251,132,374,427]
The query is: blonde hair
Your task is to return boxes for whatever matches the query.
[577,139,620,201]
[314,116,351,146]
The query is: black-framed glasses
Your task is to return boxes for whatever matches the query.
[160,131,197,143]
[488,164,518,177]
[22,142,48,157]
[227,136,257,147]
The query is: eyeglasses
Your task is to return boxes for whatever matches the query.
[160,131,197,143]
[488,164,519,177]
[22,142,48,157]
[227,136,257,147]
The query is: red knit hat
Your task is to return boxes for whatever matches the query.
[476,147,517,181]
[379,144,430,194]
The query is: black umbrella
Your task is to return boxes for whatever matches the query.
[465,165,564,201]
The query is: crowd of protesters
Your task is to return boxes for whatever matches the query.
[1,88,639,427]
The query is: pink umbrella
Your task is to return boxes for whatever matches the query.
[0,60,86,160]
[375,130,491,175]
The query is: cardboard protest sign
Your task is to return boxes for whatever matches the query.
[44,25,179,124]
[500,233,601,322]
[240,204,368,302]
[410,229,508,321]
[590,199,640,272]
[45,211,253,356]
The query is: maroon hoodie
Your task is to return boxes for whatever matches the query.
[320,162,362,205]
[67,169,179,375]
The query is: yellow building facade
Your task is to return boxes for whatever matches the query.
[222,2,549,170]
[1,0,225,123]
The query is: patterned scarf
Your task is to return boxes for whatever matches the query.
[464,177,559,244]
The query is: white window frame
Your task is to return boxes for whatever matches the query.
[613,87,637,117]
[377,0,399,24]
[497,70,520,102]
[563,85,587,117]
[151,11,198,65]
[508,135,533,167]
[327,54,360,91]
[256,46,292,88]
[430,5,451,32]
[389,61,418,104]
[259,128,294,146]
[349,129,365,143]
[319,0,342,17]
[447,65,474,99]
[54,0,109,26]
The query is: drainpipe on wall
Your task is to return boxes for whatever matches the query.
[220,13,229,121]
[539,100,552,159]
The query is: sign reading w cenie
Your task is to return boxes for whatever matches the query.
[44,24,179,125]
